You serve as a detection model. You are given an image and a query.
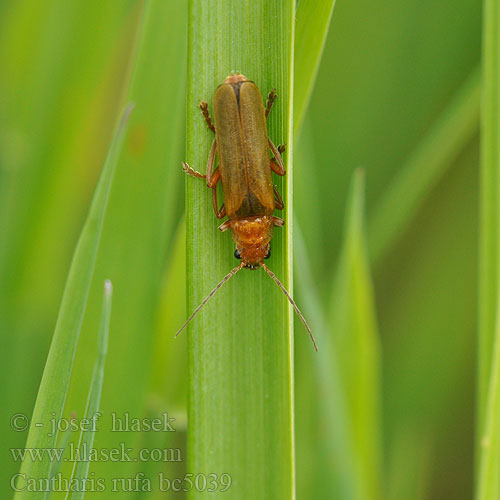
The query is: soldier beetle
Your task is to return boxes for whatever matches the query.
[177,73,317,351]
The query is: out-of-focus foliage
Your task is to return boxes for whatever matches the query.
[0,0,481,498]
[294,0,479,498]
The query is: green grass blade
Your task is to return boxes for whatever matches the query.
[294,0,337,134]
[477,0,500,495]
[13,104,133,500]
[477,295,500,500]
[295,170,382,499]
[68,280,111,500]
[329,170,382,500]
[294,223,359,499]
[479,0,500,437]
[46,420,77,500]
[62,0,187,489]
[0,3,136,490]
[368,66,480,264]
[186,1,294,498]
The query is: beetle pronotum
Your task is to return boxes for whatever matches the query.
[177,73,317,351]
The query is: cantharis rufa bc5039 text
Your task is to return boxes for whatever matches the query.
[177,73,317,351]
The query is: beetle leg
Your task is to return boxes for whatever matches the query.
[205,138,218,185]
[209,169,226,219]
[265,89,277,118]
[272,216,285,227]
[268,138,286,175]
[182,139,220,188]
[200,101,216,133]
[273,185,284,210]
[206,143,225,220]
[212,193,226,219]
[270,144,286,176]
[182,162,206,180]
[218,220,231,232]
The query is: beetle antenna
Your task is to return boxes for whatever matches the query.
[260,262,318,352]
[175,262,245,337]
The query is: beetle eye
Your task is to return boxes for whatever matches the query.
[234,249,241,259]
[265,248,271,259]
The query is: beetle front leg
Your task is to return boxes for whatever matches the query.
[265,89,277,119]
[200,101,216,133]
[273,185,284,210]
[272,216,284,227]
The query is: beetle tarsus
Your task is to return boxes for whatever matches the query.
[277,144,286,154]
[265,89,277,118]
[200,101,216,133]
[182,161,206,179]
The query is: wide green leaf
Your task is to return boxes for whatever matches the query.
[185,1,295,498]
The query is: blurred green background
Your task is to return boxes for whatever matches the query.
[0,0,481,498]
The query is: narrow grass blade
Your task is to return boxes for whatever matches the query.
[0,3,137,490]
[368,66,480,264]
[294,223,358,499]
[56,0,187,490]
[295,170,382,499]
[46,418,77,500]
[13,104,133,500]
[68,280,112,500]
[329,170,382,500]
[477,293,500,500]
[477,0,500,494]
[294,0,338,134]
[186,1,295,498]
[479,0,500,436]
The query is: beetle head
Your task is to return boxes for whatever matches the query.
[229,216,274,268]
